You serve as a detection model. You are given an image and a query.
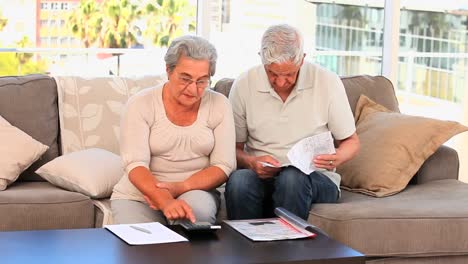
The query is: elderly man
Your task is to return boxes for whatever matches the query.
[225,24,360,220]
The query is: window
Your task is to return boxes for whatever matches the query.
[61,3,69,10]
[207,1,385,79]
[397,1,467,114]
[395,0,468,182]
[40,19,48,27]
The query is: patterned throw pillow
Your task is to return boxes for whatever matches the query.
[54,76,166,154]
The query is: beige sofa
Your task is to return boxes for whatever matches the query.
[1,74,468,264]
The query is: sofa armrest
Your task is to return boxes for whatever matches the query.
[411,145,460,184]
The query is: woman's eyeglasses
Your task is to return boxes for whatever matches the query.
[178,75,211,89]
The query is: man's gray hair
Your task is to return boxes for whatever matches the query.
[165,35,218,76]
[260,24,304,66]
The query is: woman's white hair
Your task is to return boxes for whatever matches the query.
[260,24,304,66]
[165,35,218,76]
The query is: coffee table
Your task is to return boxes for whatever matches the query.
[2,223,364,263]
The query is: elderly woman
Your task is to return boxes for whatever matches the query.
[111,36,235,225]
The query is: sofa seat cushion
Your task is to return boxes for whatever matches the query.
[0,182,94,231]
[308,179,468,257]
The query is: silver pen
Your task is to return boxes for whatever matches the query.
[130,225,152,234]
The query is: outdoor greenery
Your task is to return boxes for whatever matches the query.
[0,12,47,75]
[68,0,196,48]
[142,0,196,47]
[0,12,6,32]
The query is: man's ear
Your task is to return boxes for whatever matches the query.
[300,53,306,66]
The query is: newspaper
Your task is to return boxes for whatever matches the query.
[224,208,317,241]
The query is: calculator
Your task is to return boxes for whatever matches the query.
[179,221,221,232]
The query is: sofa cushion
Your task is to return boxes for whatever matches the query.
[338,95,468,197]
[0,182,94,231]
[309,179,468,257]
[0,75,60,181]
[36,148,124,199]
[213,78,234,98]
[341,75,400,115]
[0,115,49,190]
[54,75,166,155]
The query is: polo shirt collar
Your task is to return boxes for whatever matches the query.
[257,66,272,92]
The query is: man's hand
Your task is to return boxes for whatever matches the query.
[313,153,339,171]
[248,155,281,179]
[313,133,360,171]
[156,181,187,198]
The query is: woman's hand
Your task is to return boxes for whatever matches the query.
[156,181,187,198]
[144,195,196,222]
[161,199,196,222]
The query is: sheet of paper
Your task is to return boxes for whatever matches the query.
[287,131,336,175]
[224,218,312,241]
[105,222,188,245]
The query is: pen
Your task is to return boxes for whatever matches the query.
[130,225,152,234]
[259,161,279,168]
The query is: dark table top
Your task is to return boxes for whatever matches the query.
[1,223,365,264]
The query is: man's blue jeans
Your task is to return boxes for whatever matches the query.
[225,166,339,220]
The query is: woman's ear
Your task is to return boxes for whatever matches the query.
[165,65,170,79]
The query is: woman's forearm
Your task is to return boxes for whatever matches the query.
[128,166,174,208]
[183,166,228,192]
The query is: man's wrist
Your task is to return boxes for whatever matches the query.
[242,155,255,170]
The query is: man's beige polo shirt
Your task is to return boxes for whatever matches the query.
[229,61,356,188]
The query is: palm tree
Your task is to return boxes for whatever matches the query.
[15,36,34,74]
[98,0,141,48]
[68,0,101,48]
[143,0,196,47]
[0,11,7,32]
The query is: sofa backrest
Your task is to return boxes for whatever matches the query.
[0,74,60,181]
[54,75,166,155]
[213,75,400,115]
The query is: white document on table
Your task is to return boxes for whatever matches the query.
[286,131,336,175]
[105,222,188,245]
